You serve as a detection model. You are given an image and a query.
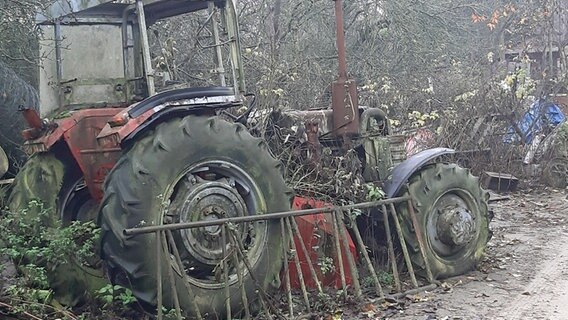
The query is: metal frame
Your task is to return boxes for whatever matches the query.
[124,196,436,319]
[37,0,247,115]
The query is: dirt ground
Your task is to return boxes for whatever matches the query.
[388,188,568,320]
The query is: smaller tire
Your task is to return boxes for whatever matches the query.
[542,157,568,189]
[397,163,491,279]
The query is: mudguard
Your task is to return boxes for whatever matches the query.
[97,86,242,146]
[384,147,455,198]
[128,86,235,118]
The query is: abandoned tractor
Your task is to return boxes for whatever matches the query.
[8,0,491,317]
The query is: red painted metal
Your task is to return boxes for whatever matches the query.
[97,103,156,145]
[21,108,46,140]
[98,100,218,144]
[21,108,43,129]
[23,108,124,201]
[287,196,356,290]
[334,0,348,82]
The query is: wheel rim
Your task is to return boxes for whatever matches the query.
[163,160,267,289]
[59,177,102,270]
[426,189,479,259]
[60,178,99,223]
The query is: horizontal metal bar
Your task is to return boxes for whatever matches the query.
[79,148,122,154]
[123,196,411,236]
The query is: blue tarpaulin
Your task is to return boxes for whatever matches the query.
[504,99,566,144]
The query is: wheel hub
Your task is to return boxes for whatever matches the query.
[436,206,475,247]
[177,179,247,265]
[427,193,478,257]
[200,206,224,236]
[164,161,267,288]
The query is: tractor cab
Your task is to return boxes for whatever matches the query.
[36,0,245,117]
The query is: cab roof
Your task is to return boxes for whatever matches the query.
[37,0,226,24]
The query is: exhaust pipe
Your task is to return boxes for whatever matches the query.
[331,0,360,137]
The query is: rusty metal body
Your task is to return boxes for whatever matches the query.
[289,197,357,290]
[35,0,246,117]
[331,0,360,137]
[23,109,123,200]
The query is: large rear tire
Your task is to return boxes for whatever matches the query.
[7,153,108,305]
[98,116,291,318]
[397,163,491,279]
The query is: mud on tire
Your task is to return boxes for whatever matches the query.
[98,116,291,318]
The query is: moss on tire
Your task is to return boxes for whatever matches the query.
[98,115,292,318]
[7,153,108,306]
[397,163,491,279]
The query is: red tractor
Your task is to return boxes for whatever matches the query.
[9,0,491,317]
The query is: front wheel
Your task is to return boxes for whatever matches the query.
[99,115,292,317]
[397,163,491,279]
[7,153,107,305]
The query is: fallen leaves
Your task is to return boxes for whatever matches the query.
[359,302,379,318]
[406,294,430,303]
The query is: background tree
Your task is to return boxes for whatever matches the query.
[0,0,46,170]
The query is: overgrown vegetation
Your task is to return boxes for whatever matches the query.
[0,201,143,319]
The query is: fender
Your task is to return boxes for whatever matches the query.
[21,108,125,201]
[128,86,236,118]
[384,147,455,198]
[97,86,242,146]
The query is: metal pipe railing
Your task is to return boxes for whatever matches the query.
[126,194,438,320]
[124,196,411,235]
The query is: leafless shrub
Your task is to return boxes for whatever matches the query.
[0,61,38,169]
